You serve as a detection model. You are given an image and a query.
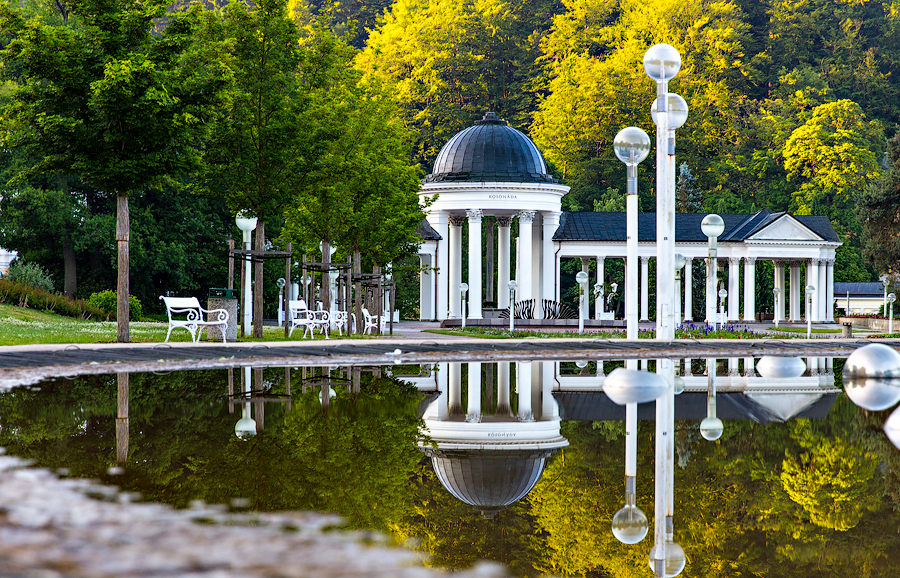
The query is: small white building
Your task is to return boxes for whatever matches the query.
[0,246,16,275]
[834,282,886,315]
[418,112,842,324]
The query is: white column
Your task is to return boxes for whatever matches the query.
[466,209,483,319]
[434,362,449,420]
[684,258,693,321]
[532,214,543,313]
[818,259,827,323]
[640,256,650,322]
[774,260,785,322]
[448,215,465,319]
[543,211,561,306]
[497,217,512,308]
[434,211,449,321]
[790,262,801,321]
[807,259,820,322]
[826,259,835,322]
[743,257,756,323]
[466,362,482,422]
[517,360,533,421]
[596,257,605,319]
[728,257,739,321]
[541,362,557,419]
[448,362,462,415]
[497,362,511,415]
[419,254,433,320]
[517,211,535,304]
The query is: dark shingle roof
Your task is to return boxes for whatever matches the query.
[425,112,557,184]
[416,220,442,241]
[553,210,840,243]
[834,282,883,296]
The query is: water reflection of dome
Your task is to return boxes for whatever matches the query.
[423,448,558,519]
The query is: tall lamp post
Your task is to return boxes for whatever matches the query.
[889,293,896,334]
[884,278,890,313]
[576,271,589,333]
[613,127,652,339]
[508,280,517,333]
[460,283,468,330]
[718,289,727,331]
[773,287,780,329]
[594,282,604,320]
[805,285,815,338]
[674,253,686,327]
[701,214,725,329]
[235,213,258,338]
[644,43,682,342]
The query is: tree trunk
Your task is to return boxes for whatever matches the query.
[63,239,77,297]
[116,194,129,343]
[353,250,362,334]
[253,221,265,338]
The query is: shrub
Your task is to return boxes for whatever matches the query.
[89,290,143,320]
[0,278,109,320]
[6,260,54,293]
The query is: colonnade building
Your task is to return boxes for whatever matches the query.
[417,113,841,324]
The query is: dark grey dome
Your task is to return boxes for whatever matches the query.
[425,112,557,184]
[423,448,557,519]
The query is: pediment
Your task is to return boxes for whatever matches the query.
[748,215,823,241]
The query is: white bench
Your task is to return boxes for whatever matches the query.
[159,296,230,343]
[288,299,330,339]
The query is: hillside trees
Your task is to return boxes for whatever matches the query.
[856,132,900,272]
[0,0,222,341]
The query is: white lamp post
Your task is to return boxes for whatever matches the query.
[235,213,258,338]
[806,285,816,338]
[701,214,725,329]
[608,282,619,319]
[276,277,286,326]
[644,43,682,342]
[576,271,589,333]
[674,253,686,327]
[718,288,727,331]
[460,282,468,330]
[594,282,604,320]
[884,278,890,313]
[613,127,652,339]
[889,293,896,334]
[773,287,780,329]
[508,280,517,333]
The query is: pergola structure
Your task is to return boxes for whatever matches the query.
[417,112,842,324]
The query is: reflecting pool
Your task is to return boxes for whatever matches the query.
[1,357,899,577]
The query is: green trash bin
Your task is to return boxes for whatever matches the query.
[208,288,238,342]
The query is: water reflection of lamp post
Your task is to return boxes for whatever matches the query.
[773,287,780,329]
[460,283,468,330]
[613,127,651,339]
[235,367,257,438]
[235,213,258,338]
[701,214,724,329]
[605,368,668,546]
[576,271,589,333]
[718,288,727,331]
[700,358,723,441]
[508,280,517,333]
[889,293,896,334]
[806,285,815,338]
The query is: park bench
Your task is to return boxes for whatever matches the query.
[159,296,230,343]
[288,299,330,339]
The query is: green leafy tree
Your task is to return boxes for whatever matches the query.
[856,131,900,273]
[0,0,219,341]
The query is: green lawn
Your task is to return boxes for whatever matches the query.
[769,327,841,334]
[0,303,337,346]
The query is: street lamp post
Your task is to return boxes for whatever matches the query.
[594,282,604,320]
[701,214,725,330]
[613,127,652,339]
[608,282,619,319]
[884,278,890,313]
[508,280,517,333]
[889,293,896,334]
[576,271,589,333]
[276,277,286,327]
[806,285,816,338]
[235,213,258,338]
[674,253,686,327]
[460,283,468,330]
[773,287,780,329]
[718,288,727,331]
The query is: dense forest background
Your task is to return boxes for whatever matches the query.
[2,0,899,314]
